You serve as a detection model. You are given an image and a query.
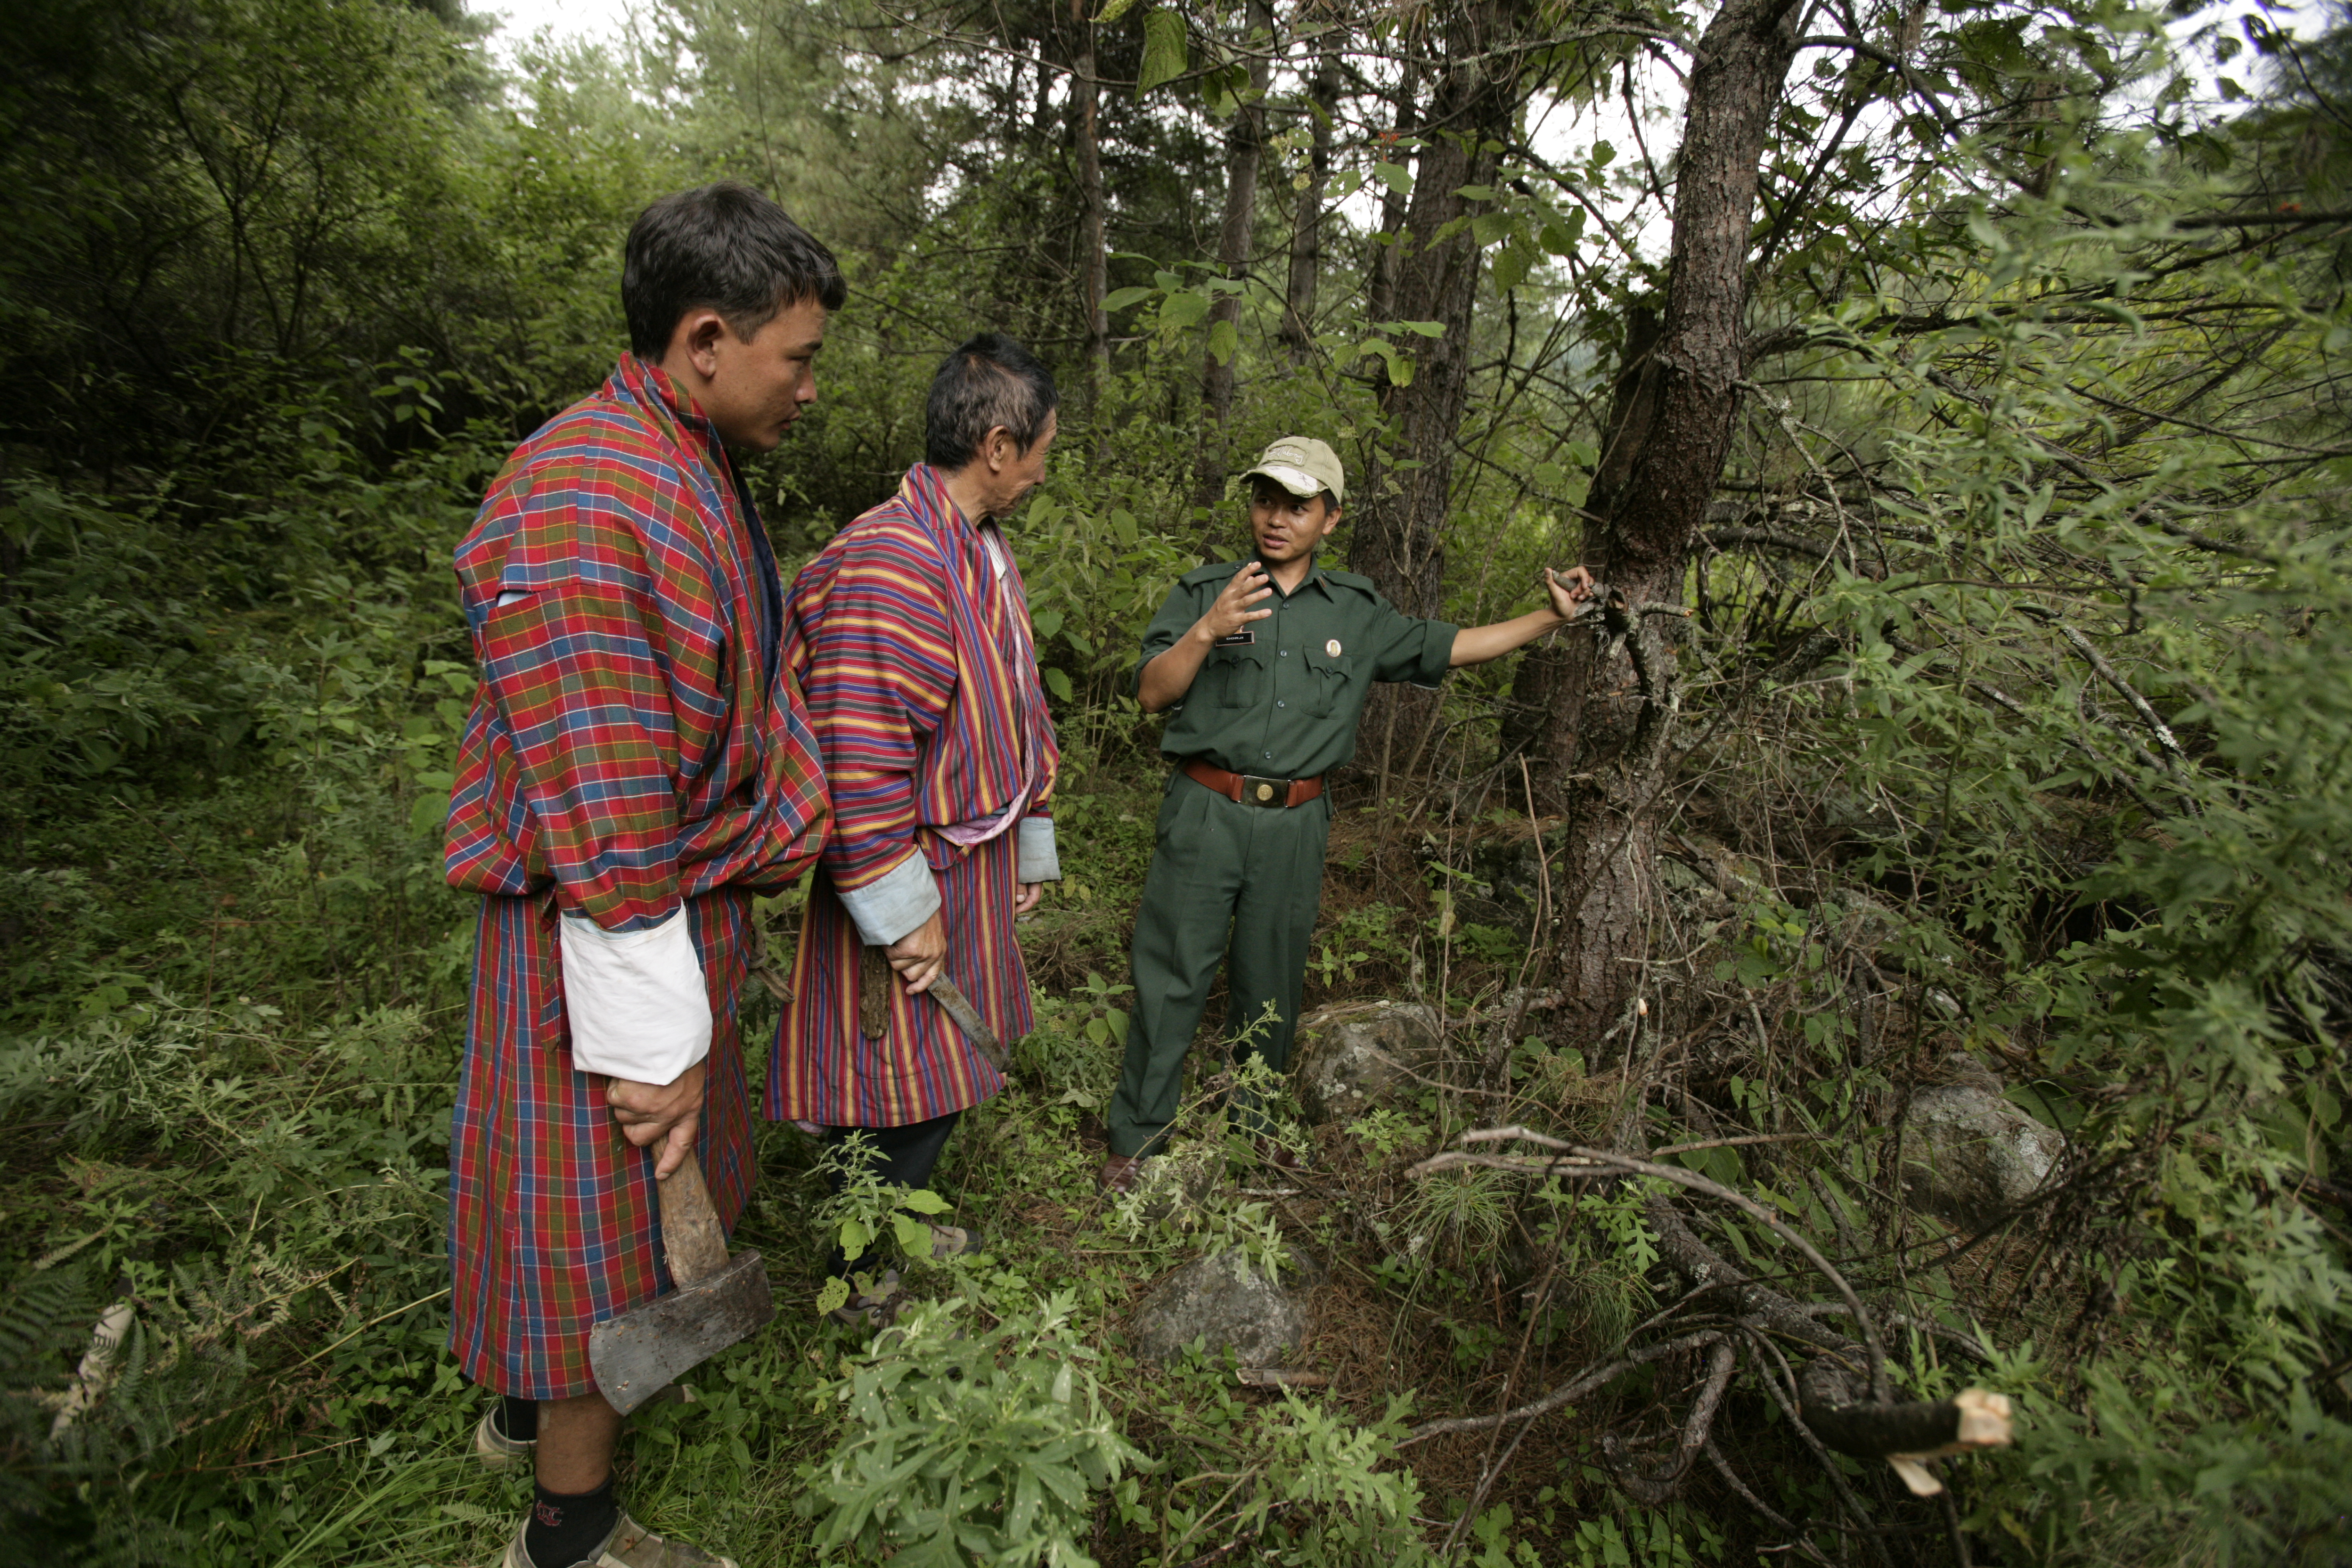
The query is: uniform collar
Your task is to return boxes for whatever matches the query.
[1253,552,1333,600]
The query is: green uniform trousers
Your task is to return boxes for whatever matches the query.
[1107,769,1333,1158]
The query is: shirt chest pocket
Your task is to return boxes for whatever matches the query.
[1201,645,1268,710]
[1300,646,1353,717]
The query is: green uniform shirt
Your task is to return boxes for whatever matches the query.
[1129,556,1460,778]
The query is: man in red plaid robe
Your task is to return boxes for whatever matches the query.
[441,184,837,1568]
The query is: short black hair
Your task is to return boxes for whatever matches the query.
[924,332,1059,471]
[622,182,846,359]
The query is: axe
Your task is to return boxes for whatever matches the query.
[586,1158,775,1416]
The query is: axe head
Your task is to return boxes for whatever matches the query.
[587,1250,775,1416]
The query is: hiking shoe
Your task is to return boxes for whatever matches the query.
[927,1223,984,1260]
[1252,1135,1307,1172]
[826,1268,904,1330]
[474,1403,532,1470]
[1099,1153,1147,1194]
[504,1511,738,1568]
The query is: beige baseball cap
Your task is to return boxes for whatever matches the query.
[1243,436,1345,506]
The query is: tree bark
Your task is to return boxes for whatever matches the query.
[1501,303,1660,796]
[1538,0,1807,1045]
[1279,56,1340,364]
[1364,55,1420,325]
[1196,0,1273,490]
[1073,0,1110,406]
[1348,0,1534,796]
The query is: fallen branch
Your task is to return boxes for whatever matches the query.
[1608,1339,1739,1504]
[1399,1330,1728,1444]
[1426,1129,1891,1398]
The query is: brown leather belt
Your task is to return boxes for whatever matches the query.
[1182,758,1324,809]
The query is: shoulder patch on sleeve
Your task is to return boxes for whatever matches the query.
[1180,560,1247,586]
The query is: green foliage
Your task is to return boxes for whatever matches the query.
[797,1291,1146,1565]
[812,1132,962,1315]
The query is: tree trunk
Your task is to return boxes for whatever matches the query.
[1541,0,1807,1045]
[1196,0,1273,502]
[1364,55,1420,325]
[1501,304,1659,796]
[1348,1,1532,796]
[1279,56,1340,364]
[1073,0,1110,406]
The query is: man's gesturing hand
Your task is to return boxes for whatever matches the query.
[888,910,949,994]
[1543,565,1599,619]
[606,1059,708,1180]
[1195,562,1274,644]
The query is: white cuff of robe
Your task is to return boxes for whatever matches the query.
[838,853,941,947]
[1017,816,1061,882]
[558,908,710,1085]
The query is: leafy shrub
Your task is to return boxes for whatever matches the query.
[797,1290,1146,1565]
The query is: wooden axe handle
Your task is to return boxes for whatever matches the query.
[657,1158,731,1285]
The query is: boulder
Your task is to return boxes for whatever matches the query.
[1899,1074,2062,1230]
[1132,1250,1309,1366]
[1290,999,1443,1125]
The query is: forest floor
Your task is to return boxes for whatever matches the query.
[4,745,1868,1566]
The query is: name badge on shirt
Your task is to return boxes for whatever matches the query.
[1213,630,1257,647]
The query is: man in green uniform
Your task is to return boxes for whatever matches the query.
[1101,436,1596,1188]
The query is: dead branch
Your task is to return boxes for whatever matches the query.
[1608,1339,1740,1504]
[1398,1329,1729,1444]
[1422,1129,1891,1396]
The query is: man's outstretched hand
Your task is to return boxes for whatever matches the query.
[607,1059,707,1180]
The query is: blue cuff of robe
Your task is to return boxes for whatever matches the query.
[1017,816,1061,882]
[839,852,941,947]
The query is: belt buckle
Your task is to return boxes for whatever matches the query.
[1241,774,1288,807]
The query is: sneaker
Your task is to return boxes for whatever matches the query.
[1098,1153,1147,1193]
[926,1223,984,1260]
[504,1509,738,1568]
[826,1268,904,1329]
[474,1404,532,1470]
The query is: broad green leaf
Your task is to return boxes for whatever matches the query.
[1136,9,1186,96]
[1100,285,1153,312]
[1043,667,1074,702]
[1159,290,1210,329]
[898,1187,951,1214]
[1206,318,1238,365]
[1093,0,1138,20]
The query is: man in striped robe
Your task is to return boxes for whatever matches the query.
[770,334,1063,1306]
[442,185,836,1568]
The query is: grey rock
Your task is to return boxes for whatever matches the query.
[1899,1082,2063,1230]
[1290,999,1443,1125]
[1132,1250,1309,1366]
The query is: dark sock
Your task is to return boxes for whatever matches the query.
[525,1476,618,1567]
[495,1394,539,1444]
